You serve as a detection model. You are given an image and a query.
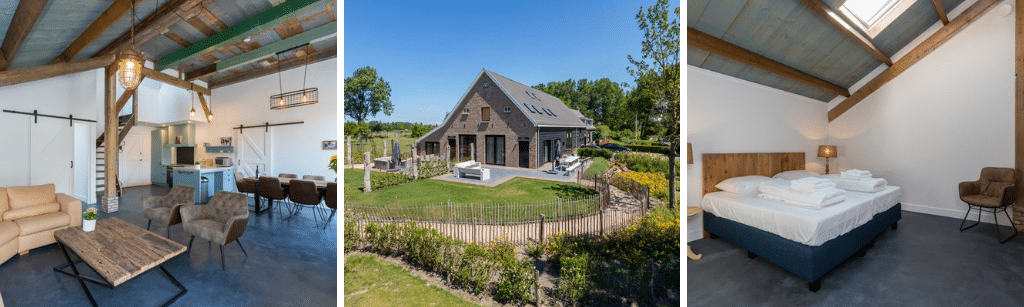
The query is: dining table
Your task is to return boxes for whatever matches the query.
[242,176,330,216]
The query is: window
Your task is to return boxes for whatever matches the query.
[485,135,505,165]
[481,107,490,121]
[462,108,469,114]
[839,0,912,38]
[425,142,440,155]
[504,106,511,113]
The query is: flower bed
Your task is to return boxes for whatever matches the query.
[611,171,668,201]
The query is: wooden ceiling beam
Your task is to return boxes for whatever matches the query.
[799,0,893,66]
[0,55,114,88]
[209,45,335,89]
[92,0,211,58]
[53,0,143,64]
[932,0,950,25]
[141,67,211,96]
[0,0,49,71]
[196,91,211,123]
[828,0,1001,122]
[687,27,850,97]
[186,21,336,81]
[155,0,329,71]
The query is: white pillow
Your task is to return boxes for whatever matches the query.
[716,175,771,196]
[772,170,821,180]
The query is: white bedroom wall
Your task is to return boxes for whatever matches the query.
[0,69,104,201]
[686,65,828,242]
[195,58,338,181]
[828,0,1016,225]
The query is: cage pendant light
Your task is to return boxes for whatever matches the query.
[269,44,318,110]
[117,1,144,90]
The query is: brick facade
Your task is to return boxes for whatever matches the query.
[419,74,540,168]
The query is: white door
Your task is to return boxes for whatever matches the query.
[238,128,273,177]
[119,129,151,187]
[30,122,73,195]
[73,123,93,202]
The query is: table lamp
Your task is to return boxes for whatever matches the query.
[818,145,837,174]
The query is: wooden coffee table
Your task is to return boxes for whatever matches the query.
[53,218,188,307]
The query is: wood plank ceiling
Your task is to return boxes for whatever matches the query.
[688,0,967,102]
[0,0,337,89]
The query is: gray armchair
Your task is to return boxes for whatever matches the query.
[142,185,195,238]
[181,191,249,270]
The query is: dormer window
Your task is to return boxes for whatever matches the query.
[504,106,511,113]
[838,0,912,38]
[462,108,469,114]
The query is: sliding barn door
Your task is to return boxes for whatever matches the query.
[237,128,273,177]
[73,122,93,202]
[29,122,73,194]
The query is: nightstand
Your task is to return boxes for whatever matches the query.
[687,206,702,260]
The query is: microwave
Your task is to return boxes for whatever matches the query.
[215,157,233,167]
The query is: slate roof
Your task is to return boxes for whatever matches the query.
[485,69,588,128]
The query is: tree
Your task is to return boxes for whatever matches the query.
[533,78,626,125]
[344,66,394,124]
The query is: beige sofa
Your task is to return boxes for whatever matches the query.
[0,184,82,264]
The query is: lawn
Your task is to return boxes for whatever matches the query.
[344,169,598,222]
[344,254,477,307]
[584,157,609,177]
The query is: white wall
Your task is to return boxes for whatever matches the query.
[828,0,1017,225]
[686,65,828,242]
[0,68,104,202]
[196,58,338,180]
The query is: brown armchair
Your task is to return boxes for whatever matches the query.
[142,185,195,238]
[181,191,249,270]
[959,167,1018,243]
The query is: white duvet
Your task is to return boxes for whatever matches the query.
[701,186,901,246]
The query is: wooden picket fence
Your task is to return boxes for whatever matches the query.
[345,177,651,245]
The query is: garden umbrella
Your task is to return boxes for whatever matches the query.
[391,140,401,169]
[553,139,562,172]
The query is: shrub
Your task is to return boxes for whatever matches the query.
[344,219,361,252]
[612,171,669,201]
[453,243,497,293]
[558,253,591,305]
[616,152,680,179]
[577,148,612,159]
[495,258,536,304]
[525,241,544,259]
[625,144,668,154]
[371,172,414,190]
[544,231,587,271]
[597,207,680,264]
[417,159,449,178]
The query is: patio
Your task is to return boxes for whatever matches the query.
[434,161,586,187]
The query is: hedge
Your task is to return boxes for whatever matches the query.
[577,148,612,159]
[625,144,669,154]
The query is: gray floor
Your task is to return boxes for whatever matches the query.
[0,185,337,307]
[687,211,1024,306]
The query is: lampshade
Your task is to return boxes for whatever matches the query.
[687,143,694,164]
[117,48,144,90]
[818,145,837,158]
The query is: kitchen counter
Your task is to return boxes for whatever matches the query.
[171,166,236,203]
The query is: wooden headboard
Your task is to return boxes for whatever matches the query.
[702,152,805,196]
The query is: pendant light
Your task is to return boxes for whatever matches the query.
[207,94,213,121]
[269,44,318,110]
[117,1,144,90]
[189,84,196,119]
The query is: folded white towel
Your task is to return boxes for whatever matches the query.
[759,179,847,209]
[794,177,831,184]
[825,176,887,193]
[791,181,837,193]
[846,169,871,176]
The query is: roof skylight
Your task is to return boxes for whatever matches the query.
[839,0,912,38]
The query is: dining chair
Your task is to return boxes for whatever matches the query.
[302,175,325,181]
[288,180,323,223]
[258,177,290,217]
[279,173,298,179]
[235,172,256,198]
[322,182,337,229]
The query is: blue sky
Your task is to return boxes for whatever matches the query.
[343,0,673,125]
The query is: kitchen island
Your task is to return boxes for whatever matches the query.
[170,166,236,203]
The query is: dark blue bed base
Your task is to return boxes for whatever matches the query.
[703,203,901,292]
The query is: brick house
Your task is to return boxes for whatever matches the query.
[416,69,595,169]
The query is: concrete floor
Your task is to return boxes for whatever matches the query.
[687,211,1024,306]
[0,185,337,307]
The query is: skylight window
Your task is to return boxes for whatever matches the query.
[839,0,912,38]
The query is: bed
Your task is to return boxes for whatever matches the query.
[700,152,901,292]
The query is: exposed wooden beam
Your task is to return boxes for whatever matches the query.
[104,65,118,202]
[0,0,49,70]
[141,67,211,95]
[156,0,329,71]
[93,0,211,57]
[187,22,336,81]
[114,79,144,113]
[799,0,893,66]
[828,0,1001,122]
[117,113,137,144]
[0,55,114,88]
[196,92,211,123]
[687,27,849,97]
[1016,0,1024,215]
[53,0,142,64]
[210,45,336,89]
[932,0,950,25]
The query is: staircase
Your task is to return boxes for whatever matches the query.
[95,114,133,197]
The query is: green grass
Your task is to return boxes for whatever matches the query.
[584,157,609,177]
[345,254,477,307]
[344,169,599,222]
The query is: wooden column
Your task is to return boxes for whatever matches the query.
[104,64,119,212]
[1016,0,1024,230]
